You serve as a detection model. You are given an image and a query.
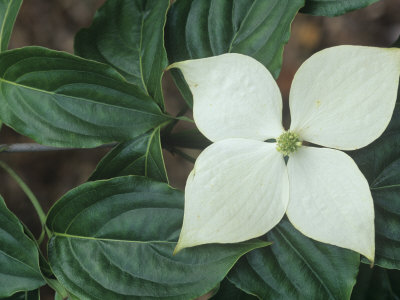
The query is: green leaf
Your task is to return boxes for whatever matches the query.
[54,291,80,300]
[166,128,211,150]
[228,218,360,300]
[46,176,268,300]
[0,47,171,148]
[0,195,45,298]
[165,0,304,107]
[301,0,380,16]
[351,104,400,269]
[0,0,22,52]
[2,289,39,300]
[351,264,400,300]
[54,293,64,300]
[89,127,168,182]
[75,0,169,109]
[212,279,257,300]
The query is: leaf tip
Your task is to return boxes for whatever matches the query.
[173,242,185,255]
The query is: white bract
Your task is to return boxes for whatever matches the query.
[169,46,400,262]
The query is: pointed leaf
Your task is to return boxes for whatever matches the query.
[0,195,45,297]
[89,127,168,182]
[229,219,360,300]
[0,0,22,52]
[46,176,268,299]
[351,104,400,269]
[0,47,171,148]
[75,0,169,108]
[301,0,380,16]
[165,0,304,107]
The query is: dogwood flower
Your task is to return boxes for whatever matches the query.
[169,46,400,262]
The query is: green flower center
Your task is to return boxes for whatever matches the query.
[276,131,302,156]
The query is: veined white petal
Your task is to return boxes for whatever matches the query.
[175,139,288,253]
[168,54,284,142]
[289,46,400,150]
[286,146,375,262]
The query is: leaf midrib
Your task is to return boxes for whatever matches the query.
[227,0,256,52]
[371,184,400,191]
[0,77,165,118]
[53,232,176,244]
[53,232,267,247]
[275,227,337,299]
[0,247,41,276]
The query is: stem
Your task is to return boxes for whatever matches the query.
[0,142,117,153]
[163,107,190,136]
[173,148,196,163]
[0,161,50,238]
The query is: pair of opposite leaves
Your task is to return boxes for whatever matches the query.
[169,46,400,263]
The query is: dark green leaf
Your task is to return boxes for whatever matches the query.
[165,0,304,107]
[351,264,400,300]
[0,47,171,148]
[0,0,22,52]
[89,127,168,182]
[229,218,360,300]
[75,0,169,108]
[351,104,400,269]
[165,128,211,150]
[212,279,257,300]
[2,289,39,300]
[301,0,380,16]
[0,195,45,297]
[46,176,268,300]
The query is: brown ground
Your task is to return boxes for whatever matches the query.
[1,0,399,299]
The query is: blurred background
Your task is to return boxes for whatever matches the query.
[1,0,400,298]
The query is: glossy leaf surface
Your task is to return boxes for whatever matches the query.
[165,0,304,107]
[229,219,360,300]
[301,0,380,16]
[0,0,22,52]
[0,47,170,148]
[352,104,400,269]
[89,127,168,182]
[47,176,268,299]
[0,196,45,297]
[75,0,169,108]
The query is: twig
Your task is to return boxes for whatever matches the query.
[0,161,51,241]
[0,142,117,153]
[172,148,196,163]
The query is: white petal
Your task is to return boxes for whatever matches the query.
[289,46,400,150]
[168,54,284,142]
[286,146,375,261]
[175,139,288,253]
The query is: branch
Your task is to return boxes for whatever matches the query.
[0,160,51,241]
[0,142,117,153]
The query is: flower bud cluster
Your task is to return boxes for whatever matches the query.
[276,131,302,156]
